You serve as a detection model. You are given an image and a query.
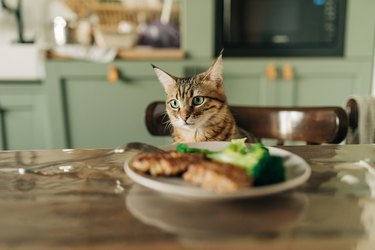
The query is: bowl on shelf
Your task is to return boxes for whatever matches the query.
[93,24,138,49]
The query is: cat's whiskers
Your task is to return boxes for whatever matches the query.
[165,122,174,133]
[161,111,174,132]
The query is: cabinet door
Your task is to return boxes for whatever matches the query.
[292,60,373,106]
[46,61,182,149]
[0,87,50,150]
[62,78,168,148]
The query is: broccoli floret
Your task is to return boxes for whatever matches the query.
[207,142,269,172]
[251,155,285,186]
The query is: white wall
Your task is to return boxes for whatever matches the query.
[0,0,70,80]
[0,0,56,45]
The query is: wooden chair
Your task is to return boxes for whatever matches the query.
[346,98,358,133]
[145,101,349,145]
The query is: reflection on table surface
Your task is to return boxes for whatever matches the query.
[0,144,374,249]
[126,185,309,236]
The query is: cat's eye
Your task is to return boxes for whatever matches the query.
[192,96,204,106]
[170,99,180,109]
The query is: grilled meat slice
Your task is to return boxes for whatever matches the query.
[129,151,204,176]
[183,161,253,193]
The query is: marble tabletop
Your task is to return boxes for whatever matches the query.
[0,144,374,250]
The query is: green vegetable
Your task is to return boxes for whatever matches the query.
[207,140,269,171]
[222,138,249,154]
[176,139,286,186]
[252,155,285,186]
[176,143,214,155]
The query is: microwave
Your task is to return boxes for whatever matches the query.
[215,0,347,57]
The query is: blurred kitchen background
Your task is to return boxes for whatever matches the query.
[0,0,374,150]
[0,0,182,79]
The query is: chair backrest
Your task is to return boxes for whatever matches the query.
[346,98,358,132]
[145,101,349,145]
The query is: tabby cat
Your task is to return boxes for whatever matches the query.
[152,52,255,143]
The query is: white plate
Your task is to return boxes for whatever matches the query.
[124,141,311,201]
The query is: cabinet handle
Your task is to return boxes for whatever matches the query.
[107,65,120,82]
[265,64,277,81]
[282,64,294,81]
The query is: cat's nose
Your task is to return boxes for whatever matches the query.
[181,115,190,123]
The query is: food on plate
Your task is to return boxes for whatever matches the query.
[206,140,285,186]
[129,139,286,193]
[129,151,204,176]
[177,139,286,187]
[183,160,252,193]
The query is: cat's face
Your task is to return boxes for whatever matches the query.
[152,54,226,130]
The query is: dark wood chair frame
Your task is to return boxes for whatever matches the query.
[146,101,349,145]
[346,98,358,132]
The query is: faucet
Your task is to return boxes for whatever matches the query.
[1,0,34,43]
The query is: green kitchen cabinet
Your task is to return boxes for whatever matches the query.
[289,60,373,106]
[222,59,373,107]
[45,61,190,149]
[0,82,51,150]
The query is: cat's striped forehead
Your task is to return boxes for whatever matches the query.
[174,76,206,97]
[177,76,198,86]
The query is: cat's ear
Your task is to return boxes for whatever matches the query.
[203,50,223,82]
[151,64,176,91]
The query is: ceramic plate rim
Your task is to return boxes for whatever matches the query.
[124,141,311,201]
